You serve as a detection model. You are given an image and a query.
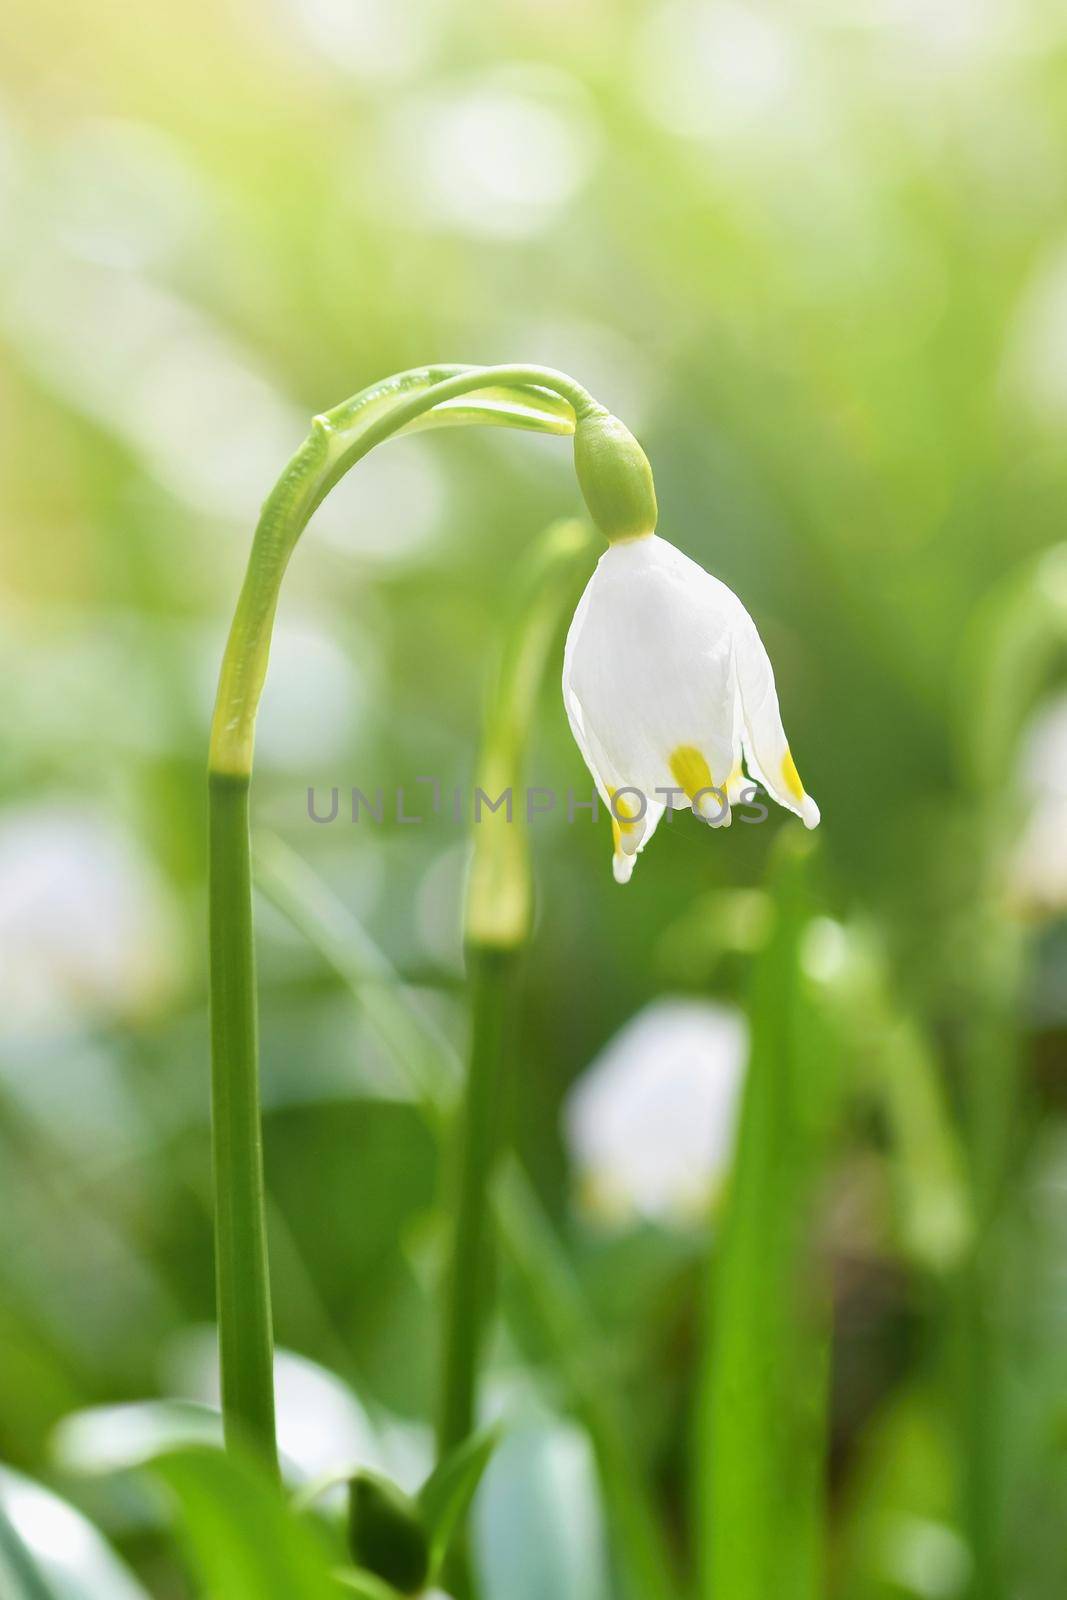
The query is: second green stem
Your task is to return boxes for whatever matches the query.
[438,944,516,1456]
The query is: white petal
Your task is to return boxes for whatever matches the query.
[732,611,819,827]
[612,850,635,885]
[563,536,739,799]
[564,648,666,881]
[561,531,818,873]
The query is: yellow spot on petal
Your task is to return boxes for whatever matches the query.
[608,787,639,853]
[671,746,730,824]
[669,745,715,803]
[781,748,805,802]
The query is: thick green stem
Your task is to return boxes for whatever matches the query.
[208,772,277,1473]
[438,945,516,1456]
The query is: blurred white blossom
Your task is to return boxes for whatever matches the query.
[392,67,599,239]
[634,1,807,145]
[0,802,178,1037]
[2,249,302,520]
[564,998,748,1224]
[163,1327,431,1491]
[311,432,449,563]
[1004,239,1067,426]
[0,1467,149,1599]
[48,118,204,271]
[279,0,444,84]
[1007,691,1067,917]
[248,614,368,770]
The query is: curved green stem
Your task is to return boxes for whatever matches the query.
[210,364,595,778]
[207,366,603,1472]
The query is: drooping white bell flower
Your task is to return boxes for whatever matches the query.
[562,531,819,883]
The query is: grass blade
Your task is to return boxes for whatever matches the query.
[152,1443,339,1600]
[696,830,838,1600]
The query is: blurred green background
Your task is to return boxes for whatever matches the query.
[2,1,1067,1596]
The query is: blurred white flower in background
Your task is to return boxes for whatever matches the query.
[48,118,203,272]
[475,1415,609,1600]
[500,317,656,437]
[164,1328,432,1491]
[0,1466,149,1600]
[1003,238,1067,427]
[391,66,599,239]
[564,998,748,1225]
[634,1,805,145]
[846,0,1010,72]
[1007,690,1067,918]
[311,432,449,564]
[244,613,369,771]
[3,251,303,519]
[0,116,305,524]
[876,1510,972,1600]
[0,802,178,1038]
[279,0,445,84]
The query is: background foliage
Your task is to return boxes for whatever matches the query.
[1,1,1067,1596]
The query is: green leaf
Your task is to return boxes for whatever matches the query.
[150,1443,341,1600]
[696,830,840,1600]
[417,1426,500,1580]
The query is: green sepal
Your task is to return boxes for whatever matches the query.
[418,1425,501,1581]
[572,408,658,544]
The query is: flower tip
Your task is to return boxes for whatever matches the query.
[694,791,730,828]
[612,851,635,885]
[800,795,821,829]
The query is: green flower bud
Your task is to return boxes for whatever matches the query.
[347,1471,429,1595]
[573,408,658,544]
